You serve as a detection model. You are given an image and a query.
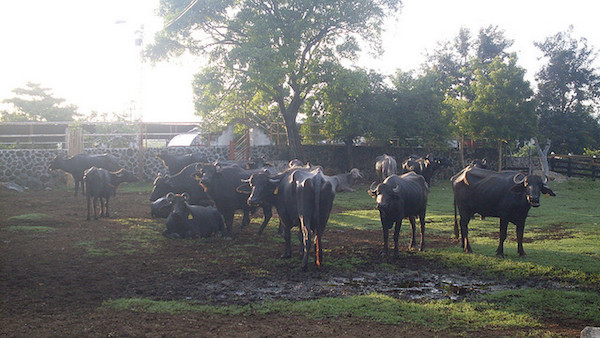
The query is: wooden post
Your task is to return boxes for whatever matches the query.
[497,140,503,172]
[229,140,234,160]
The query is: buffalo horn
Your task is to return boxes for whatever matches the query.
[392,184,401,193]
[369,181,378,192]
[166,192,175,202]
[182,192,190,201]
[513,172,526,184]
[542,175,549,185]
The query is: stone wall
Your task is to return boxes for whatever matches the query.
[1,145,506,190]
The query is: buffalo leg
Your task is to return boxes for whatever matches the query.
[93,197,99,220]
[314,230,323,267]
[418,211,426,251]
[515,220,527,257]
[86,195,92,221]
[222,210,235,237]
[408,216,417,250]
[281,225,292,259]
[497,218,509,258]
[300,221,311,271]
[393,219,402,256]
[459,214,472,253]
[241,209,250,228]
[381,221,390,257]
[257,206,272,236]
[104,197,110,218]
[74,181,80,197]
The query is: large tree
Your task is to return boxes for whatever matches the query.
[1,82,79,122]
[535,27,600,154]
[148,0,402,159]
[467,55,537,169]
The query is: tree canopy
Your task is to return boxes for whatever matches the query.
[535,27,600,154]
[148,0,402,158]
[1,82,79,122]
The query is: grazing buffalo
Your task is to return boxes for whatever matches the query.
[375,154,397,183]
[83,167,138,220]
[193,163,272,237]
[163,193,224,239]
[325,168,363,192]
[246,167,335,270]
[451,167,556,257]
[402,154,452,185]
[156,152,206,175]
[368,172,429,256]
[149,163,212,206]
[49,153,120,196]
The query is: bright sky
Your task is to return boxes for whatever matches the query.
[0,0,598,122]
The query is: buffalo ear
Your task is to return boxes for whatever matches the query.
[541,186,556,196]
[510,184,526,193]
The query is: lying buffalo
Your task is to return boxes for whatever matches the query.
[163,192,224,239]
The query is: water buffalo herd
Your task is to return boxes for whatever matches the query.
[48,151,555,270]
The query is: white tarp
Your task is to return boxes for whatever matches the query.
[167,133,200,147]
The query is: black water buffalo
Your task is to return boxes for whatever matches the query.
[451,167,556,257]
[162,192,224,239]
[149,163,212,206]
[83,167,138,220]
[402,154,452,185]
[246,167,335,270]
[156,152,206,175]
[325,168,363,192]
[193,163,273,237]
[49,153,120,196]
[368,172,429,256]
[375,154,397,183]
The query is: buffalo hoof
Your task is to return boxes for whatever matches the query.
[495,253,505,259]
[281,253,292,259]
[519,252,527,257]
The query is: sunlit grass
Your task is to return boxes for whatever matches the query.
[5,225,56,232]
[7,213,53,222]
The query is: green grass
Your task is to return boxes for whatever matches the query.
[7,213,53,222]
[102,292,545,334]
[5,225,56,232]
[329,178,600,288]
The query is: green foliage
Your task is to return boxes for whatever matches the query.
[466,55,536,143]
[583,148,600,157]
[1,82,80,122]
[149,0,402,157]
[535,27,600,154]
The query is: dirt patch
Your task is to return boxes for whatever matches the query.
[0,189,584,337]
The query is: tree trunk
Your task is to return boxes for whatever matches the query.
[284,117,303,161]
[459,135,465,168]
[533,137,551,179]
[498,140,503,172]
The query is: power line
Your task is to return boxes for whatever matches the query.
[163,0,198,30]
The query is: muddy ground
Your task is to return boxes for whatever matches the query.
[0,187,581,337]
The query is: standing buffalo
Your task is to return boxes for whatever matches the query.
[375,154,397,183]
[156,152,206,175]
[451,167,556,257]
[149,163,212,206]
[49,153,120,196]
[402,154,452,185]
[368,172,429,256]
[245,167,335,270]
[162,192,224,239]
[193,163,272,237]
[83,167,138,220]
